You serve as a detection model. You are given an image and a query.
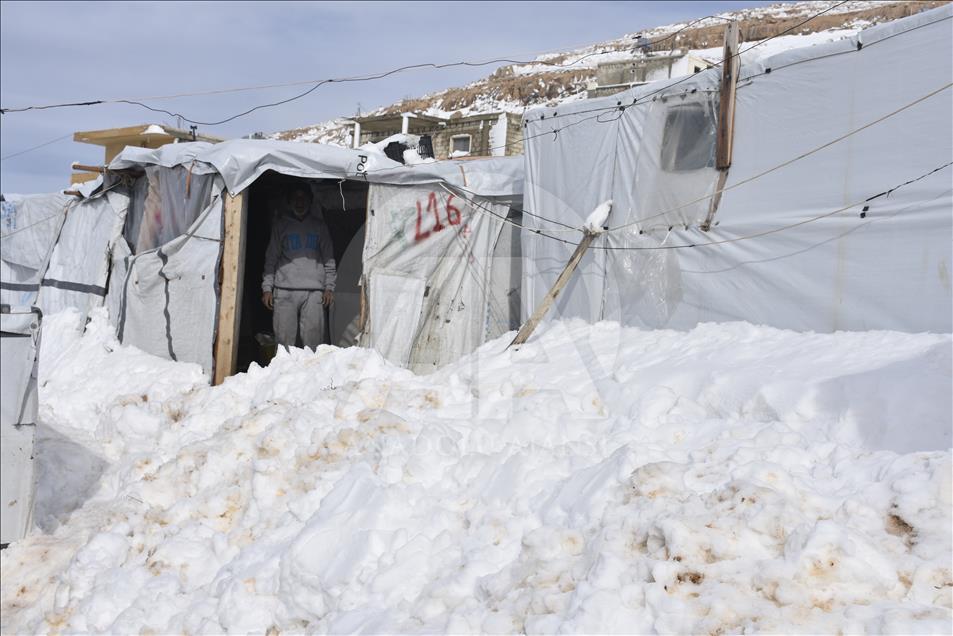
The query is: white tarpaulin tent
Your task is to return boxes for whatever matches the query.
[3,140,523,382]
[521,5,952,333]
[107,140,522,377]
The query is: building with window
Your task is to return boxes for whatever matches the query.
[587,50,711,99]
[347,111,523,160]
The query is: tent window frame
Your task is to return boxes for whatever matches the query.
[659,100,718,173]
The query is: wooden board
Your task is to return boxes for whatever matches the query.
[213,191,248,385]
[715,22,741,170]
[509,231,597,348]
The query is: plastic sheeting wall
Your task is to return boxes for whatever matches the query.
[362,184,516,371]
[522,6,953,333]
[124,165,215,254]
[1,193,72,307]
[111,179,225,376]
[0,308,41,544]
[39,191,129,320]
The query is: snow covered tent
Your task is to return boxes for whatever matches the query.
[2,140,523,384]
[520,5,952,333]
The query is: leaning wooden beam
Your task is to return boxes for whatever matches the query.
[715,21,741,170]
[509,230,598,348]
[213,191,248,385]
[703,21,742,232]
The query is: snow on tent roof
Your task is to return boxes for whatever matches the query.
[109,138,523,198]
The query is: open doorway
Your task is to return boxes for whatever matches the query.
[236,171,368,372]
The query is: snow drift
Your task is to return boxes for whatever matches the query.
[1,308,950,633]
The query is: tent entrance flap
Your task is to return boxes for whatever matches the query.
[234,172,368,374]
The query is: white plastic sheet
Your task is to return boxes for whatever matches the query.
[114,182,224,375]
[0,307,41,544]
[38,190,129,320]
[522,5,953,333]
[362,184,514,371]
[1,193,72,307]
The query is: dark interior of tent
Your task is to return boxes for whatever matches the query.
[237,172,368,372]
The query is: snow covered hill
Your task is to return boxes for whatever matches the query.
[1,308,950,633]
[271,0,948,146]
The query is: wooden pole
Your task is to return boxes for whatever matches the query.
[70,163,107,174]
[702,21,741,232]
[213,191,248,385]
[715,21,740,170]
[509,230,597,348]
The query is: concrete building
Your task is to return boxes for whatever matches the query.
[347,111,523,160]
[71,124,222,183]
[587,50,711,99]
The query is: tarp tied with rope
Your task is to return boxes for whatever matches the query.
[522,4,952,333]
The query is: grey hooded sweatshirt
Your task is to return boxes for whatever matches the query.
[262,210,336,293]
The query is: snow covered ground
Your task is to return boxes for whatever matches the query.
[1,308,951,633]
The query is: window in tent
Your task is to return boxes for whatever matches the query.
[659,100,718,172]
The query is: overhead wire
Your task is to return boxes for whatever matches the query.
[0,0,871,171]
[433,78,951,237]
[608,81,953,232]
[0,2,834,127]
[0,133,74,162]
[0,13,735,124]
[454,161,952,251]
[521,0,852,127]
[4,0,940,245]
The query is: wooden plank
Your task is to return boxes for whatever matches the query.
[701,170,730,231]
[509,231,597,348]
[70,163,106,174]
[213,191,248,385]
[715,22,741,170]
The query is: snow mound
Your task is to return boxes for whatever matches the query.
[1,312,951,633]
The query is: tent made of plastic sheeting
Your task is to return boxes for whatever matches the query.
[521,5,952,334]
[2,140,524,384]
[105,141,524,382]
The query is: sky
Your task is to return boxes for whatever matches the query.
[0,1,776,194]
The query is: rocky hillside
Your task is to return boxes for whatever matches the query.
[272,0,948,146]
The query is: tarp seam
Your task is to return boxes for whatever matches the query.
[39,278,107,296]
[157,248,177,361]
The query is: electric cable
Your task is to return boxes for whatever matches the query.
[455,161,952,251]
[0,133,73,162]
[0,4,846,127]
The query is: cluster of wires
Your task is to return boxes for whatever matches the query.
[450,161,952,252]
[1,0,850,162]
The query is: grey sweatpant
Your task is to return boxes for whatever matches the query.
[273,288,326,349]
